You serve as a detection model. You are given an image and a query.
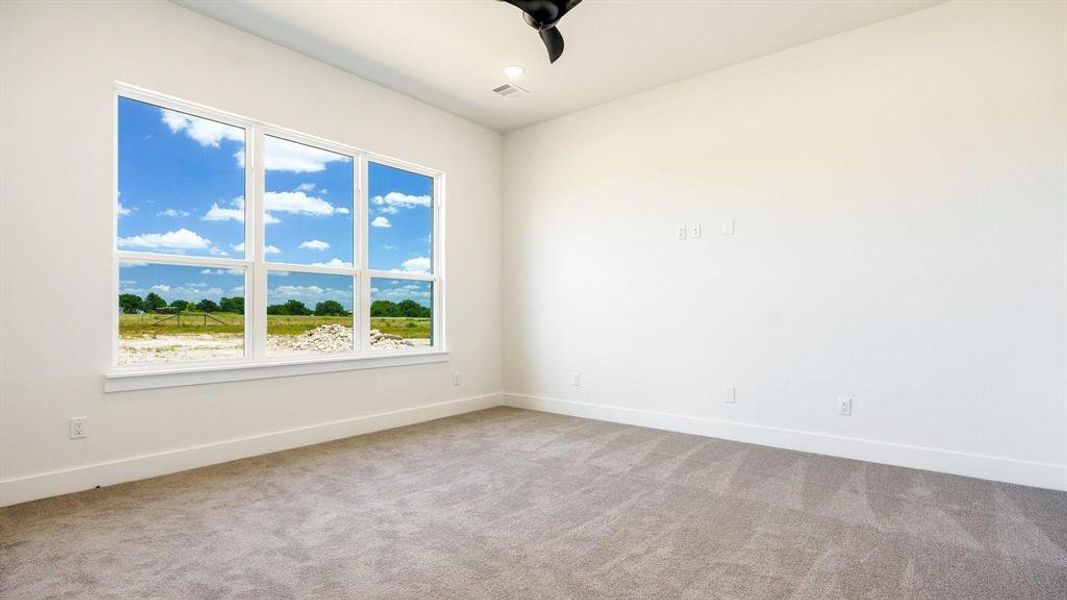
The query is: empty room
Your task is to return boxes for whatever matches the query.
[1,0,1065,598]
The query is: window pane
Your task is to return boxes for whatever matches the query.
[370,278,432,350]
[118,262,245,364]
[117,97,246,258]
[264,136,354,267]
[368,162,433,273]
[266,271,354,356]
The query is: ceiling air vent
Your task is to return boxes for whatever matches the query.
[492,83,530,98]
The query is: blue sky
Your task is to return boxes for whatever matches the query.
[117,97,246,258]
[118,266,433,310]
[117,97,435,309]
[119,261,244,304]
[263,136,354,267]
[370,278,432,309]
[268,271,354,311]
[367,162,433,273]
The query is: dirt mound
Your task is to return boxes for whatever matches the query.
[370,329,416,351]
[267,324,353,354]
[266,325,417,355]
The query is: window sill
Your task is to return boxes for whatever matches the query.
[104,350,450,393]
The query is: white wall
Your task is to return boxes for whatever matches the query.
[503,1,1067,489]
[0,1,503,505]
[2,0,1064,505]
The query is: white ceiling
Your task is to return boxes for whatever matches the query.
[177,0,940,132]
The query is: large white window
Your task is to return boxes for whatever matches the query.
[113,86,444,383]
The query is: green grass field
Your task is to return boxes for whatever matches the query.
[119,313,430,339]
[371,316,430,338]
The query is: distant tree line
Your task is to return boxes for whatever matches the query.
[119,293,418,318]
[119,293,244,315]
[265,299,350,317]
[370,299,430,319]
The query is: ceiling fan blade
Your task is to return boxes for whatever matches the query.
[502,0,560,26]
[560,0,583,18]
[539,26,565,63]
[500,0,580,63]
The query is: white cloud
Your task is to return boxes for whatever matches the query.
[299,239,330,251]
[230,286,245,294]
[383,244,399,251]
[371,191,431,210]
[117,228,211,250]
[201,268,244,276]
[370,216,391,228]
[377,205,399,215]
[204,197,280,224]
[129,282,228,303]
[157,208,190,218]
[161,109,243,148]
[399,256,431,273]
[202,190,351,222]
[265,191,345,216]
[275,284,323,296]
[371,283,431,303]
[295,183,316,192]
[204,202,244,222]
[236,137,351,173]
[269,284,352,304]
[173,286,222,298]
[230,241,279,255]
[117,202,132,217]
[311,258,353,268]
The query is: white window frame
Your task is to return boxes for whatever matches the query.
[107,84,447,392]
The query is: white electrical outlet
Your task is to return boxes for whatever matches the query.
[676,225,687,240]
[69,416,87,439]
[572,373,582,387]
[838,397,853,416]
[691,223,702,238]
[452,371,461,386]
[724,386,737,404]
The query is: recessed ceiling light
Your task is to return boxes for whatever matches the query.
[503,65,525,79]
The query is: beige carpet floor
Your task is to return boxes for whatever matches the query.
[1,407,1065,599]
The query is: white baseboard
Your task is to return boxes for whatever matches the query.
[0,393,502,507]
[503,392,1067,492]
[5,391,1061,507]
